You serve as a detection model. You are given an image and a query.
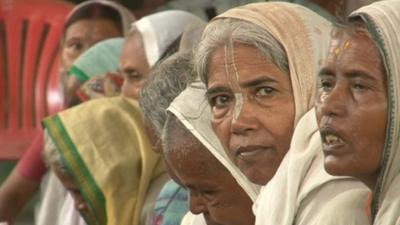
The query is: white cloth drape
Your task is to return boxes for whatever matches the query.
[133,10,203,67]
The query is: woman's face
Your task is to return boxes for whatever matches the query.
[316,31,387,189]
[61,18,122,72]
[120,34,151,100]
[206,44,295,185]
[61,18,122,106]
[164,128,255,225]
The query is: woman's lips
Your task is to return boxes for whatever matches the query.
[234,145,272,160]
[319,126,347,155]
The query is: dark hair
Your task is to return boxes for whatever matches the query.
[65,3,123,33]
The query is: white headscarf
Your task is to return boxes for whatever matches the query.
[167,80,260,225]
[211,2,332,125]
[350,1,400,224]
[167,80,261,200]
[133,10,203,67]
[66,0,135,36]
[205,2,364,225]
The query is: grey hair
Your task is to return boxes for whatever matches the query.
[43,131,68,175]
[195,18,289,84]
[139,51,196,137]
[161,114,223,173]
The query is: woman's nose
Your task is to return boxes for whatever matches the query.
[189,192,208,215]
[317,85,348,118]
[230,96,259,135]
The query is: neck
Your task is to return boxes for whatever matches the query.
[360,171,380,191]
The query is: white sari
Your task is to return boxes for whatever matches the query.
[352,1,400,224]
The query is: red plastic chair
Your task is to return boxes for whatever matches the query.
[0,0,72,160]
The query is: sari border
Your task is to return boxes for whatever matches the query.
[43,115,107,225]
[70,65,90,82]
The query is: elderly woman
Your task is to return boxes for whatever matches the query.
[43,97,166,225]
[118,10,202,100]
[63,0,135,106]
[195,2,332,186]
[316,1,400,224]
[139,51,197,225]
[66,10,201,102]
[194,2,365,225]
[35,38,128,225]
[139,20,207,225]
[162,80,260,225]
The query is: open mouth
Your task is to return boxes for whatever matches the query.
[320,127,345,148]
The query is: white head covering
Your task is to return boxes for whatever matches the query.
[200,2,364,225]
[132,10,203,67]
[167,80,260,225]
[350,1,400,224]
[66,0,135,36]
[211,2,332,125]
[70,38,124,81]
[167,80,261,201]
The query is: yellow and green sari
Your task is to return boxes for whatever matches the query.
[43,97,165,225]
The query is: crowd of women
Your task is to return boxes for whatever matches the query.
[1,0,400,225]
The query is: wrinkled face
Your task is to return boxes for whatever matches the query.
[120,34,151,99]
[61,18,122,73]
[206,44,295,185]
[164,124,254,225]
[316,31,387,189]
[53,165,90,216]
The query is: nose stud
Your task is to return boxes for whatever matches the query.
[78,203,86,210]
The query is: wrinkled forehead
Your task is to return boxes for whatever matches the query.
[207,43,270,89]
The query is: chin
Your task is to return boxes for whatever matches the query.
[246,169,272,186]
[323,157,350,176]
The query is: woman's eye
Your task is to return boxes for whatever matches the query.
[353,83,367,90]
[256,87,275,96]
[319,79,334,91]
[211,95,230,108]
[123,70,142,82]
[201,190,217,201]
[68,42,83,52]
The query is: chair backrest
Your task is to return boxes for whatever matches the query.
[0,0,72,160]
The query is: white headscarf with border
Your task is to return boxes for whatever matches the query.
[350,1,400,224]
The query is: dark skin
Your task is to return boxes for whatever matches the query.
[120,33,151,100]
[63,18,123,106]
[206,44,295,185]
[163,118,255,225]
[0,168,39,224]
[316,30,387,190]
